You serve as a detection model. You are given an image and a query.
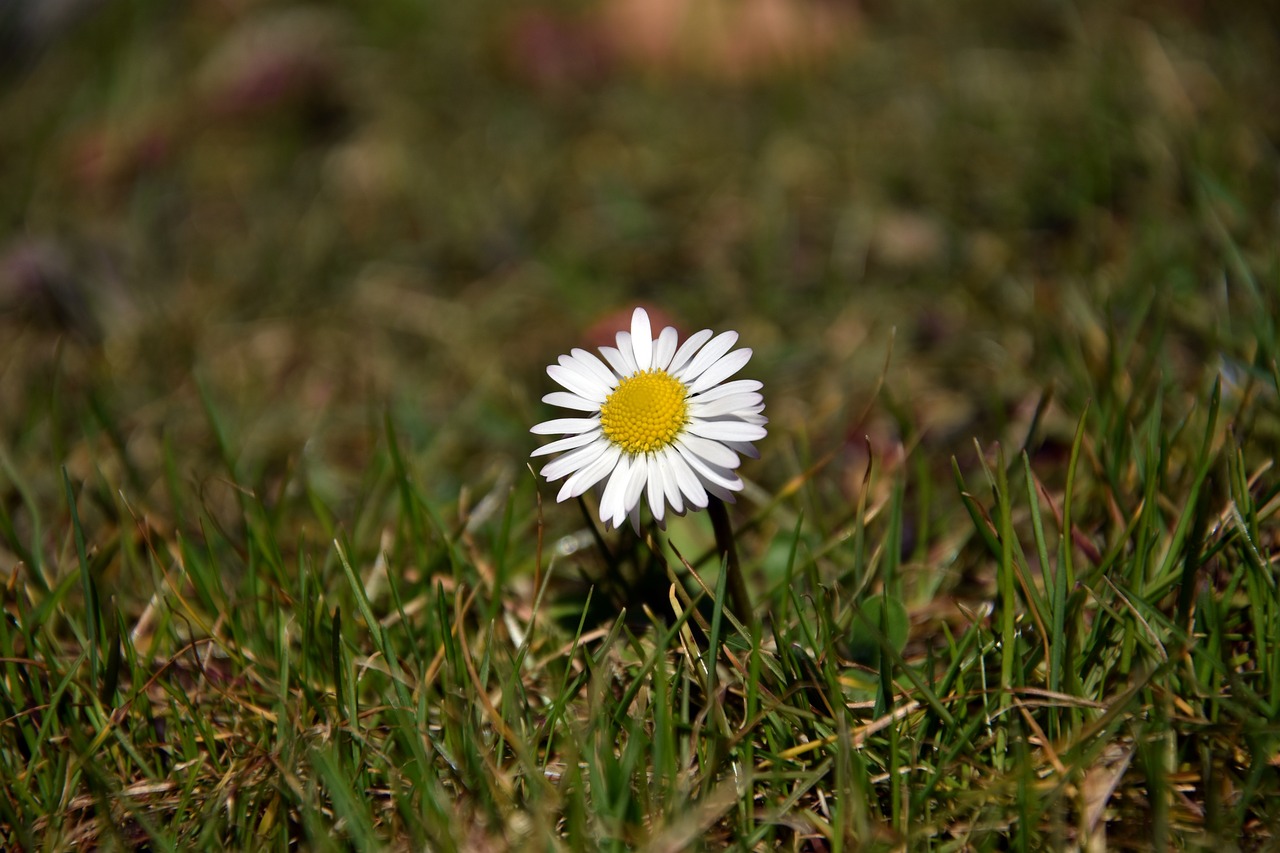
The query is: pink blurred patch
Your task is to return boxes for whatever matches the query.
[196,8,346,120]
[500,9,613,95]
[584,305,683,353]
[65,122,174,196]
[502,0,862,88]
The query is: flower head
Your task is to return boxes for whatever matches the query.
[532,307,767,530]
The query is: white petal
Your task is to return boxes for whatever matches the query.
[555,353,597,383]
[531,431,599,457]
[702,478,739,503]
[646,457,666,522]
[542,391,600,412]
[548,364,607,403]
[688,393,763,418]
[531,417,599,436]
[557,445,622,500]
[667,328,714,376]
[690,379,762,402]
[723,440,761,459]
[541,438,610,482]
[676,444,744,493]
[653,327,679,370]
[621,457,650,527]
[687,348,752,394]
[686,420,768,443]
[630,308,653,371]
[614,332,639,375]
[675,433,740,469]
[568,348,620,388]
[553,354,601,385]
[676,331,738,384]
[663,448,707,509]
[598,455,633,526]
[598,346,631,378]
[654,449,686,515]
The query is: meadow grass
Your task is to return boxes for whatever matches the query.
[3,0,1280,849]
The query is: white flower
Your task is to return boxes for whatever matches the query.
[532,307,767,530]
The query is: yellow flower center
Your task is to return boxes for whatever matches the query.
[599,369,689,455]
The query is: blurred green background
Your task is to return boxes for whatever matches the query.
[2,0,1278,523]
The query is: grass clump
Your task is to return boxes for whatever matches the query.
[5,347,1280,848]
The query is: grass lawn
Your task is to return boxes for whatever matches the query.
[2,0,1280,849]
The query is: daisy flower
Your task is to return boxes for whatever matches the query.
[532,307,767,530]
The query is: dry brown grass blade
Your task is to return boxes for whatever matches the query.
[1080,740,1135,850]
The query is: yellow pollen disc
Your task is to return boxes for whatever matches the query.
[599,370,689,455]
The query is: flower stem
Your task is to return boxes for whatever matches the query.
[707,496,753,628]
